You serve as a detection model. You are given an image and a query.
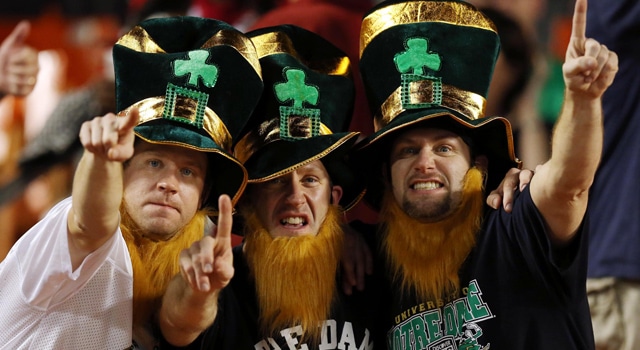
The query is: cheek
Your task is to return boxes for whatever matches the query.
[178,181,205,210]
[252,192,277,221]
[390,162,408,194]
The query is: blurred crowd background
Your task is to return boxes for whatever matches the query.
[0,0,575,259]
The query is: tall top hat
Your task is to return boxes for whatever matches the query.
[356,0,521,209]
[235,25,364,211]
[113,16,263,210]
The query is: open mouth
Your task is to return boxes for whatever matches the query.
[412,181,442,190]
[280,217,308,227]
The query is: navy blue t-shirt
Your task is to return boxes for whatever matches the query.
[585,0,640,280]
[367,187,594,349]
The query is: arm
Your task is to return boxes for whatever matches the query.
[0,21,38,99]
[159,195,235,347]
[529,0,618,245]
[341,224,373,295]
[67,109,139,270]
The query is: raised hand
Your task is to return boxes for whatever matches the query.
[179,194,235,293]
[78,108,140,162]
[0,21,39,97]
[563,0,618,98]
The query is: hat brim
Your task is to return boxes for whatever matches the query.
[244,131,364,211]
[354,108,520,210]
[135,123,247,210]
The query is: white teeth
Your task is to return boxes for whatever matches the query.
[413,181,440,190]
[281,217,305,225]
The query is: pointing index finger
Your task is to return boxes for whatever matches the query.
[570,0,588,49]
[118,108,140,134]
[215,195,233,245]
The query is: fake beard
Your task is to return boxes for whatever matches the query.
[120,205,207,327]
[243,205,344,344]
[380,167,485,302]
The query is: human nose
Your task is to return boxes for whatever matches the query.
[157,170,179,193]
[284,180,305,206]
[414,149,436,172]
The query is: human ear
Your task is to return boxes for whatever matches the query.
[331,185,343,205]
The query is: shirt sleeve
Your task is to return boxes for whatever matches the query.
[12,197,129,308]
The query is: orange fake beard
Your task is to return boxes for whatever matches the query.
[119,205,207,327]
[380,167,485,302]
[242,205,344,344]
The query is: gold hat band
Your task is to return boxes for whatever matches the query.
[117,25,262,79]
[119,96,232,151]
[375,79,486,131]
[235,118,333,164]
[250,31,351,76]
[360,1,497,58]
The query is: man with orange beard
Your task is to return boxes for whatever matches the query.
[158,25,381,349]
[0,17,262,349]
[352,0,618,349]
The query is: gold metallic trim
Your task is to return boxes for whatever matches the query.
[119,97,232,151]
[234,119,335,164]
[116,25,166,53]
[203,29,262,79]
[375,81,486,131]
[360,1,497,57]
[116,26,261,78]
[251,31,351,76]
[248,132,360,183]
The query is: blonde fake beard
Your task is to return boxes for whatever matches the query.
[120,204,207,327]
[243,205,344,344]
[380,167,485,302]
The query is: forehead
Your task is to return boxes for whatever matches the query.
[134,141,208,168]
[394,127,465,144]
[279,159,330,179]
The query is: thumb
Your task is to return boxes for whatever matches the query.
[1,21,30,53]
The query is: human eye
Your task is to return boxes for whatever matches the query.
[180,168,194,177]
[436,144,453,153]
[301,175,321,187]
[392,146,417,160]
[265,177,285,188]
[148,159,161,168]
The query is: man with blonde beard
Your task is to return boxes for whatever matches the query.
[352,0,618,349]
[0,17,262,349]
[158,25,381,349]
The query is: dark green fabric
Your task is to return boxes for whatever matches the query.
[360,23,500,115]
[243,25,364,210]
[113,16,264,209]
[134,122,224,152]
[113,18,263,140]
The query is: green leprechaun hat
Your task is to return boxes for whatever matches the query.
[113,16,263,210]
[235,25,364,211]
[356,0,521,209]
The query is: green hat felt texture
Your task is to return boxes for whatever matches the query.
[236,25,364,211]
[113,16,263,210]
[356,0,521,209]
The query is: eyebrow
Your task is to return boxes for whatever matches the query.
[142,150,207,171]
